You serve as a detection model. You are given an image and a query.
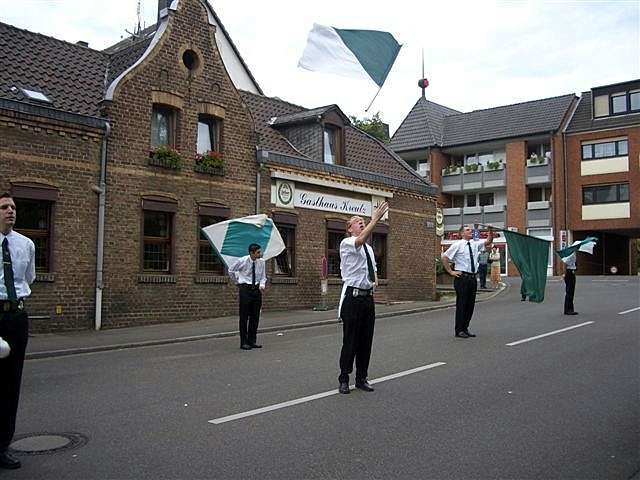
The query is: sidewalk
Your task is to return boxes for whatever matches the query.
[26,285,506,359]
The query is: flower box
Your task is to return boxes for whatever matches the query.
[149,146,182,170]
[194,163,224,176]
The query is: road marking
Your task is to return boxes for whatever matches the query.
[208,362,447,425]
[618,307,640,315]
[591,279,629,283]
[506,322,594,346]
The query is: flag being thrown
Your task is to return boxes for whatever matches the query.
[298,24,402,88]
[201,214,285,268]
[502,230,552,303]
[556,237,598,263]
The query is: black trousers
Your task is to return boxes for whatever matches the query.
[339,293,375,383]
[0,308,28,451]
[454,275,477,334]
[239,285,261,346]
[564,270,576,314]
[477,264,488,288]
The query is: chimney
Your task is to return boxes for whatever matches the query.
[76,41,89,48]
[158,0,169,23]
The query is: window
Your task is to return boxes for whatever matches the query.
[326,224,344,275]
[479,192,494,206]
[143,210,173,272]
[198,216,225,274]
[451,195,464,208]
[528,187,552,202]
[611,94,627,114]
[274,224,295,276]
[323,126,340,164]
[581,139,628,160]
[582,184,629,205]
[151,105,177,149]
[631,91,640,111]
[466,194,477,207]
[14,199,52,272]
[197,115,220,154]
[371,232,387,279]
[477,153,493,166]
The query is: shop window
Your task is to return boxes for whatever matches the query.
[151,105,177,149]
[198,215,225,274]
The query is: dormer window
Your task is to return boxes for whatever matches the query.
[20,88,51,104]
[323,125,341,164]
[593,84,640,118]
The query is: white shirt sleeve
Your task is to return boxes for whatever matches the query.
[258,259,267,289]
[442,242,458,261]
[228,258,242,284]
[26,239,36,285]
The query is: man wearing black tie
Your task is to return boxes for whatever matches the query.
[228,244,266,350]
[337,201,389,394]
[442,225,494,338]
[0,193,35,469]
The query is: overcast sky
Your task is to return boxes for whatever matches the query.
[1,0,639,134]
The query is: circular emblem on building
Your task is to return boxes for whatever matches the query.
[277,182,293,206]
[435,208,444,225]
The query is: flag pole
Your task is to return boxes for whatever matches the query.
[365,86,383,112]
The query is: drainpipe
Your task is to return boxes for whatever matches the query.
[255,147,261,214]
[95,122,111,330]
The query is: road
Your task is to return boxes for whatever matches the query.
[6,277,640,479]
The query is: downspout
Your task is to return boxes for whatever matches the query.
[255,147,261,214]
[95,122,111,330]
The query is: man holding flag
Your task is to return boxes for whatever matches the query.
[556,237,597,316]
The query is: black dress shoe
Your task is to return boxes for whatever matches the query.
[564,311,579,315]
[338,382,350,394]
[521,295,527,301]
[240,344,252,350]
[455,332,470,338]
[464,331,477,337]
[0,450,21,469]
[249,343,262,348]
[355,381,375,392]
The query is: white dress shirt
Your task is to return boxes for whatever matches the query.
[339,236,377,290]
[0,230,36,299]
[565,252,577,270]
[228,255,266,288]
[443,239,485,274]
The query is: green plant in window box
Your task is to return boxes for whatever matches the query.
[196,150,224,168]
[465,164,479,173]
[149,146,182,170]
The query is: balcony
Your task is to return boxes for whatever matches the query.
[527,201,551,227]
[526,157,550,184]
[443,205,506,231]
[441,164,505,193]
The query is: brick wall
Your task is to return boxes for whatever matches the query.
[505,140,527,276]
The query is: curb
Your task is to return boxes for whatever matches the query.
[27,285,506,360]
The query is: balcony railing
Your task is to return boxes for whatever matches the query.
[527,201,551,227]
[441,164,505,192]
[526,158,550,184]
[443,205,506,231]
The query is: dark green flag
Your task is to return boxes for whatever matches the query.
[502,230,551,303]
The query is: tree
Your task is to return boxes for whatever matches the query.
[349,112,390,144]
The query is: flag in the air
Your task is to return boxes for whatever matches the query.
[502,230,552,303]
[298,24,402,88]
[556,236,598,263]
[201,214,285,268]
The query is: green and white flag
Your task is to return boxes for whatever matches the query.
[556,236,598,263]
[201,214,285,268]
[298,24,402,88]
[502,230,551,303]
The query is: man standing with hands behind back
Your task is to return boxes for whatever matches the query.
[0,193,35,469]
[338,201,388,395]
[442,225,493,339]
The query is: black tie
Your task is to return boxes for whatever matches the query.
[2,238,17,301]
[251,261,256,286]
[467,242,475,274]
[364,245,375,282]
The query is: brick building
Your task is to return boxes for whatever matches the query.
[0,0,437,332]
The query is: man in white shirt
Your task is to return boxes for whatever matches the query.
[563,252,578,315]
[0,193,35,469]
[228,243,267,350]
[442,225,494,338]
[337,201,388,395]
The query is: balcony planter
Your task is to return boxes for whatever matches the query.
[526,156,549,167]
[485,160,504,171]
[195,151,225,176]
[464,164,480,173]
[442,165,462,176]
[149,146,182,170]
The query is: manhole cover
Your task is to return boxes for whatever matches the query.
[9,432,88,456]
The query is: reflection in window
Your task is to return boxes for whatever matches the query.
[143,211,172,271]
[611,94,627,114]
[323,126,338,164]
[197,116,220,154]
[151,106,176,149]
[371,233,387,279]
[327,229,343,275]
[274,225,295,276]
[199,216,225,274]
[14,199,51,272]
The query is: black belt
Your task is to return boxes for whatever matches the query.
[0,298,25,312]
[239,284,260,291]
[346,286,373,297]
[460,272,476,277]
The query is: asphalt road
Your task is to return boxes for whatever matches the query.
[5,277,640,479]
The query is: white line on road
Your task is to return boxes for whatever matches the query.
[506,322,594,346]
[208,362,447,425]
[618,307,640,315]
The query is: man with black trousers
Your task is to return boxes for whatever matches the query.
[0,193,35,469]
[229,243,266,350]
[563,252,578,315]
[442,225,494,338]
[337,201,388,394]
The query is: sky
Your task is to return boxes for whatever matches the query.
[1,0,639,134]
